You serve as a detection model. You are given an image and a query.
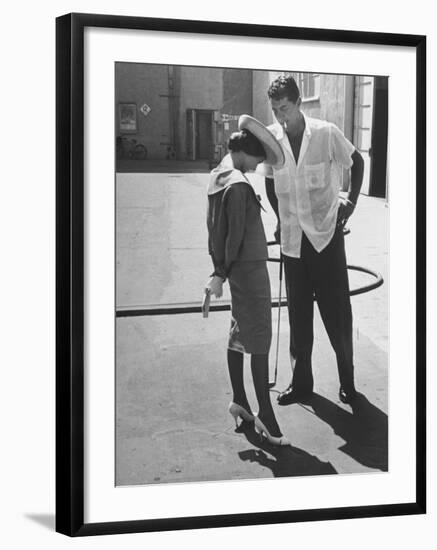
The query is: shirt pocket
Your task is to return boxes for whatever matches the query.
[304,162,326,190]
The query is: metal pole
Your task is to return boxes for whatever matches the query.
[269,253,283,388]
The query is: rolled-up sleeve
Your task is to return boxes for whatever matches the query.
[329,123,356,168]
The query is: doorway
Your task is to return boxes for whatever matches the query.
[353,76,374,195]
[353,76,388,198]
[370,77,388,198]
[186,109,214,160]
[196,111,213,159]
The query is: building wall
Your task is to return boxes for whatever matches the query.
[301,74,348,132]
[219,69,253,155]
[116,64,257,161]
[115,66,357,172]
[177,66,224,159]
[222,69,253,114]
[252,70,275,126]
[115,63,172,160]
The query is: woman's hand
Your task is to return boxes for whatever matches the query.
[205,275,224,298]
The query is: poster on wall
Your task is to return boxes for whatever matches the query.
[118,102,137,132]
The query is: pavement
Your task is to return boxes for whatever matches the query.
[115,167,388,486]
[117,158,212,173]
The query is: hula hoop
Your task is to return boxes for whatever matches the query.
[266,239,384,297]
[116,231,384,318]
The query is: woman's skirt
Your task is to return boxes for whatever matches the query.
[227,260,272,355]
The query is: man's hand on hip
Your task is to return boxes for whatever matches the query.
[337,197,356,228]
[274,222,281,244]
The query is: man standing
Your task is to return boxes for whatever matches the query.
[264,74,364,405]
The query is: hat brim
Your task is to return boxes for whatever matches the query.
[238,114,285,167]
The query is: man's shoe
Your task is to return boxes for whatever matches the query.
[339,388,357,404]
[277,386,313,405]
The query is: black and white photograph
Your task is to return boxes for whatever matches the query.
[2,0,433,547]
[53,11,425,538]
[115,64,389,486]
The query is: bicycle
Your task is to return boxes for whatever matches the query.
[116,135,148,160]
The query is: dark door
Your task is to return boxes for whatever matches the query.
[186,109,196,160]
[196,111,212,159]
[370,77,388,198]
[353,76,374,195]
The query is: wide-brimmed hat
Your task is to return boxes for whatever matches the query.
[238,114,285,167]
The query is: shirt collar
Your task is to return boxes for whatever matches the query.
[302,113,312,138]
[273,112,312,141]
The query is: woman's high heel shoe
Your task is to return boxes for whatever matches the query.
[229,402,255,427]
[254,415,291,446]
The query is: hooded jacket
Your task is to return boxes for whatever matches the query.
[207,154,268,280]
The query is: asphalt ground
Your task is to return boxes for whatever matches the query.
[115,169,388,486]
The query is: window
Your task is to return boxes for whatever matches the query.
[291,72,321,101]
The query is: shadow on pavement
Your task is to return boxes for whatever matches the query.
[237,423,337,478]
[117,159,211,173]
[309,392,388,471]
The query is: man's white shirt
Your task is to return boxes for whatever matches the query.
[260,114,355,258]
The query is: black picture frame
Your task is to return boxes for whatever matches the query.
[56,12,426,537]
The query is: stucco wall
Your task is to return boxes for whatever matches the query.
[301,74,347,132]
[115,63,172,160]
[222,69,252,114]
[252,70,275,126]
[219,69,253,154]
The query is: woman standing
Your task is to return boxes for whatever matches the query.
[205,115,289,446]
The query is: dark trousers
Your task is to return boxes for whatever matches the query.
[283,227,355,394]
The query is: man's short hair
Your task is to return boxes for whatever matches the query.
[267,74,300,103]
